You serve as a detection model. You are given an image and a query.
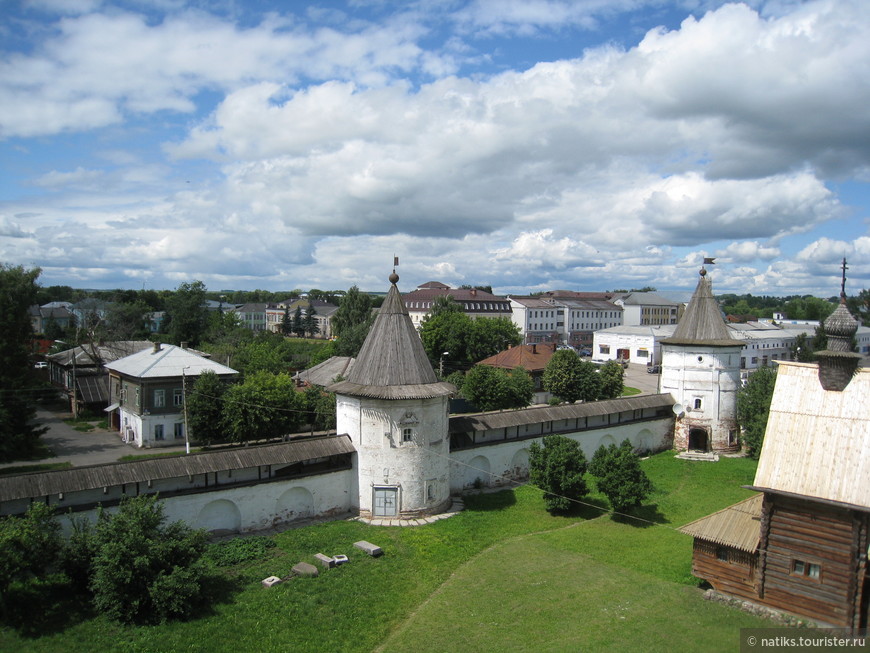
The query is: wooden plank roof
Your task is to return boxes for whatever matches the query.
[661,271,739,347]
[450,393,674,431]
[329,277,454,400]
[752,362,870,510]
[0,435,355,503]
[678,494,762,552]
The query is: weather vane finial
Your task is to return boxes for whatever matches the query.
[700,256,715,276]
[389,255,400,285]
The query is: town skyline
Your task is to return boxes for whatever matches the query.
[2,0,869,297]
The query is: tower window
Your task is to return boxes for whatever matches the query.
[693,398,702,410]
[402,428,413,443]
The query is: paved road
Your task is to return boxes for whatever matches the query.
[623,363,662,395]
[1,408,187,470]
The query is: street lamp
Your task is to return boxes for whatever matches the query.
[439,351,449,377]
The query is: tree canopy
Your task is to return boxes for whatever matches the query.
[222,371,304,443]
[165,280,209,346]
[331,286,375,356]
[542,349,600,403]
[589,440,653,513]
[186,370,230,445]
[420,305,521,374]
[460,365,533,412]
[0,264,46,462]
[529,434,588,513]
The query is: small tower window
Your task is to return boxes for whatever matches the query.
[402,428,413,443]
[693,398,702,410]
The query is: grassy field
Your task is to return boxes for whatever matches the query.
[0,453,777,652]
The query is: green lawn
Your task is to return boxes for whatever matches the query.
[0,462,73,476]
[1,453,776,652]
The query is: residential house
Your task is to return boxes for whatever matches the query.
[402,282,512,330]
[47,341,154,414]
[28,303,74,334]
[265,299,339,337]
[231,302,269,332]
[70,298,112,330]
[104,343,238,448]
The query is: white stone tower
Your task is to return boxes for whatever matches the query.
[329,270,455,519]
[659,264,742,452]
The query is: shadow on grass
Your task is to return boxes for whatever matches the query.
[463,488,518,512]
[1,577,94,638]
[610,503,669,527]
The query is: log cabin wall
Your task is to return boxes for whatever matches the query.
[692,540,758,601]
[759,495,861,627]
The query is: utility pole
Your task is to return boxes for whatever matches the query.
[182,366,191,454]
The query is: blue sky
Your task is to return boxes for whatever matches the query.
[1,0,868,297]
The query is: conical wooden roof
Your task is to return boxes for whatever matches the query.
[661,269,739,347]
[329,273,454,400]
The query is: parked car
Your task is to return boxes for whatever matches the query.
[578,348,592,357]
[647,365,660,374]
[33,361,48,369]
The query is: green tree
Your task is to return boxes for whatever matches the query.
[165,281,209,346]
[103,299,153,340]
[529,435,588,513]
[43,315,65,340]
[0,264,46,462]
[304,305,319,337]
[303,385,336,434]
[460,365,533,411]
[0,502,62,620]
[186,370,230,445]
[736,366,778,459]
[543,350,600,403]
[223,371,304,443]
[420,306,521,373]
[467,316,522,363]
[292,306,305,338]
[597,360,625,399]
[280,306,292,336]
[89,495,208,624]
[589,440,653,513]
[233,337,290,375]
[791,332,816,362]
[332,286,374,337]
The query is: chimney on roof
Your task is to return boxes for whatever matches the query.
[531,344,537,354]
[180,342,188,349]
[470,288,477,296]
[152,342,161,354]
[552,343,557,352]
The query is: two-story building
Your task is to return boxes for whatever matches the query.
[104,343,238,448]
[402,282,512,330]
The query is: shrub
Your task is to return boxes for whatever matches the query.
[205,536,277,567]
[590,440,653,513]
[529,435,588,513]
[89,496,209,624]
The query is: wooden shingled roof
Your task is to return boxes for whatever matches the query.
[661,270,739,347]
[329,275,454,400]
[678,494,763,552]
[751,362,870,511]
[0,436,354,503]
[450,393,674,432]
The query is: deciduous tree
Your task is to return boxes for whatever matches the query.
[529,434,588,513]
[589,440,653,513]
[597,360,625,399]
[165,280,209,346]
[186,370,231,445]
[222,371,304,442]
[543,350,600,403]
[89,495,208,624]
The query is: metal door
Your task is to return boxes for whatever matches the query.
[373,487,398,517]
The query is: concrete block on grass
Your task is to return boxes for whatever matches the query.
[261,576,283,588]
[314,553,335,569]
[353,540,383,557]
[292,561,319,578]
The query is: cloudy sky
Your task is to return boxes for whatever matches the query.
[2,0,869,297]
